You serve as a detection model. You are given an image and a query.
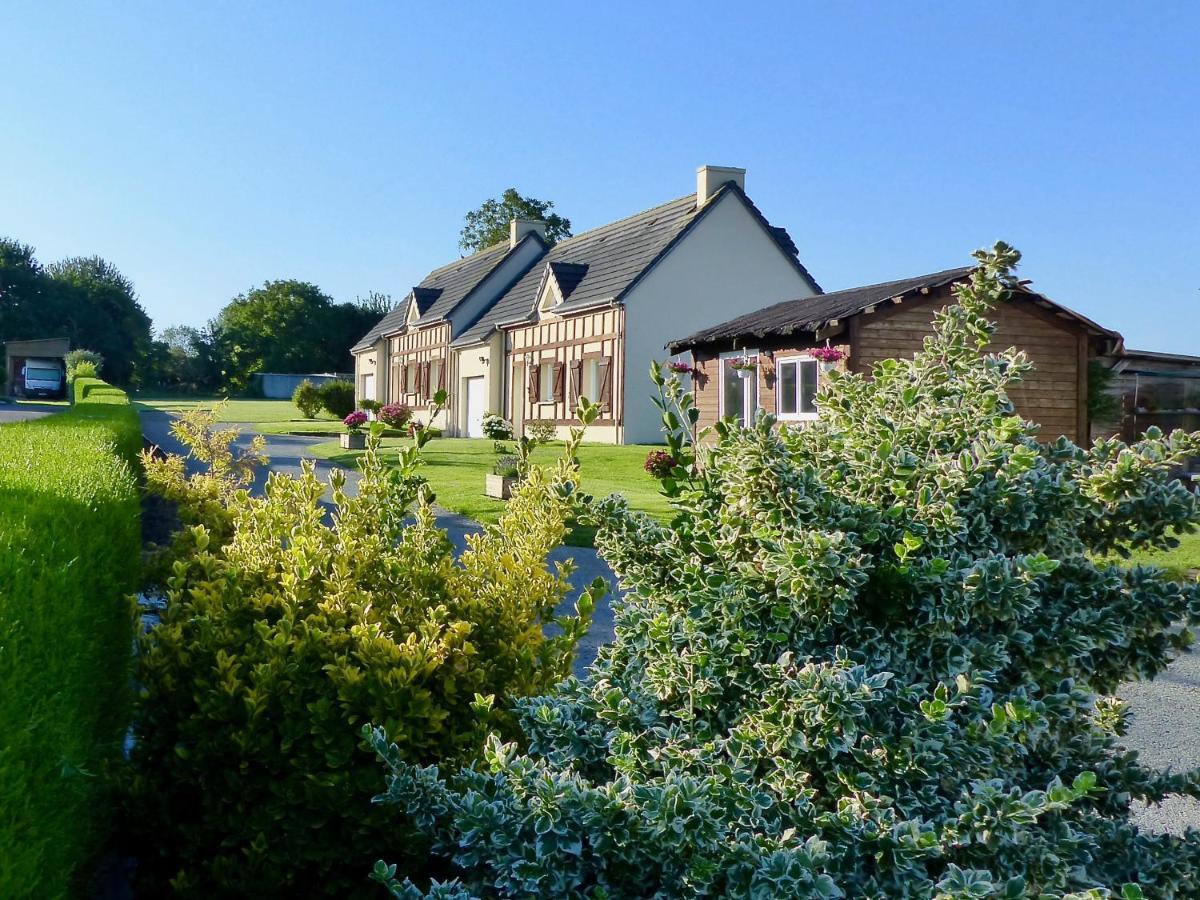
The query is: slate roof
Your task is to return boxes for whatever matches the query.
[453,183,820,347]
[351,240,521,351]
[668,267,976,350]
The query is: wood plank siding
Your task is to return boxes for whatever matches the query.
[506,307,624,431]
[854,289,1087,441]
[388,322,452,409]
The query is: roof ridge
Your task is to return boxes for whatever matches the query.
[422,237,511,278]
[547,193,697,252]
[812,265,976,300]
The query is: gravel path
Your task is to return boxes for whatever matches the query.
[139,410,619,672]
[1122,641,1200,834]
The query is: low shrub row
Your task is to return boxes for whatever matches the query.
[0,378,141,898]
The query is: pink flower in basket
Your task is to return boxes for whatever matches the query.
[342,410,369,432]
[811,345,845,364]
[666,360,694,375]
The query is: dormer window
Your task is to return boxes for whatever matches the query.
[407,301,420,325]
[538,277,561,314]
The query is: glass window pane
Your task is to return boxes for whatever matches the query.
[722,359,746,426]
[779,362,797,414]
[799,361,818,413]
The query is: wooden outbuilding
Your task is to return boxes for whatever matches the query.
[668,268,1123,444]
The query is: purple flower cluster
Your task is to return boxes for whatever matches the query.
[666,360,694,375]
[643,449,678,479]
[343,410,369,431]
[378,403,412,428]
[811,346,845,364]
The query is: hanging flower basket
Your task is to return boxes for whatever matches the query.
[730,357,757,378]
[811,345,846,372]
[666,360,695,376]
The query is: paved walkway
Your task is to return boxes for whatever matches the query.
[0,401,63,423]
[139,410,618,671]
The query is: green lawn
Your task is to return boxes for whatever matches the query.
[310,437,672,547]
[1104,530,1200,580]
[132,395,340,428]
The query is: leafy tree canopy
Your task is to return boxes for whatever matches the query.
[459,188,572,252]
[0,241,151,386]
[209,280,381,392]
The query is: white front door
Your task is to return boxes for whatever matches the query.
[361,373,376,402]
[464,376,486,437]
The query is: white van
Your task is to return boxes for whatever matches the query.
[22,359,64,398]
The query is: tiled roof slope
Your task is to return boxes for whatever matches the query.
[668,267,976,349]
[351,240,518,351]
[454,183,818,347]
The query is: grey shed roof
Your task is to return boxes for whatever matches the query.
[668,265,1123,352]
[351,239,525,352]
[668,267,976,350]
[453,183,820,347]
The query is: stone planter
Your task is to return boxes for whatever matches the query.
[485,473,517,500]
[340,431,366,450]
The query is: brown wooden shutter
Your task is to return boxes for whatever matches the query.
[420,361,431,400]
[553,361,565,403]
[597,356,613,413]
[569,359,583,407]
[527,365,539,404]
[437,357,446,391]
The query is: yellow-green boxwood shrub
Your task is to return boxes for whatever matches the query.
[0,379,141,898]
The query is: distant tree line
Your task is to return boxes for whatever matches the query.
[1,237,392,393]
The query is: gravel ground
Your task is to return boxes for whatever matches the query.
[1122,640,1200,833]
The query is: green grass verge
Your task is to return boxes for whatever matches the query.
[131,395,360,435]
[1100,530,1200,580]
[310,437,673,547]
[0,378,141,897]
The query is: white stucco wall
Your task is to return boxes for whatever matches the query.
[452,332,505,436]
[353,342,386,406]
[446,238,545,339]
[621,192,817,444]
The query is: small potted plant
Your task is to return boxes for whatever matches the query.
[360,398,382,419]
[340,410,369,449]
[730,356,757,379]
[812,344,846,372]
[666,360,695,376]
[486,455,521,500]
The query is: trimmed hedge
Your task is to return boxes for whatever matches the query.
[0,379,141,898]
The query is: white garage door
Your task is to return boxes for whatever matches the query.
[464,376,486,437]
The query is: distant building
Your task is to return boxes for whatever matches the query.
[252,372,352,400]
[4,337,70,399]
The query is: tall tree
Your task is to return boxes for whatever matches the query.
[210,280,384,391]
[45,256,152,386]
[459,188,572,252]
[0,238,47,343]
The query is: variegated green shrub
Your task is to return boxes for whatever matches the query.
[373,244,1200,898]
[125,416,601,896]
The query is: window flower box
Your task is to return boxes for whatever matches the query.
[484,473,517,500]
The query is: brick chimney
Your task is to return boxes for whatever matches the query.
[510,218,547,248]
[696,165,746,205]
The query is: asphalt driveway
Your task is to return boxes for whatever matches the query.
[0,401,63,423]
[139,409,619,671]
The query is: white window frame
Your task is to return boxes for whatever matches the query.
[718,349,758,426]
[775,354,820,422]
[538,360,555,404]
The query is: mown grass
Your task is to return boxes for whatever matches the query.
[0,377,141,897]
[1102,529,1200,580]
[132,395,330,424]
[311,436,673,547]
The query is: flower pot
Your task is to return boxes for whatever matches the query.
[340,431,366,450]
[821,361,838,374]
[485,473,517,500]
[736,367,755,379]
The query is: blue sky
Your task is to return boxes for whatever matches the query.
[3,2,1197,352]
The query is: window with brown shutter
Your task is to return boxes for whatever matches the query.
[405,361,417,394]
[553,361,565,403]
[597,356,613,413]
[569,359,583,408]
[527,365,539,405]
